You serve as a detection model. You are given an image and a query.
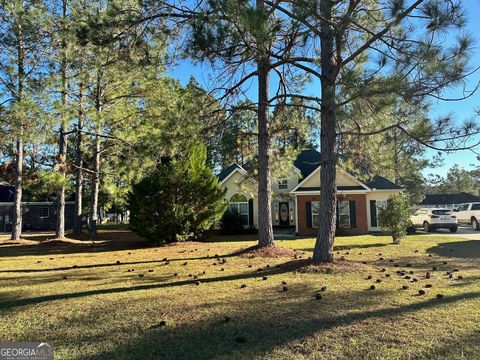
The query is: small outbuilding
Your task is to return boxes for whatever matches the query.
[0,182,74,233]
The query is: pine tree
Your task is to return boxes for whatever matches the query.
[128,142,227,242]
[261,0,479,262]
[0,0,50,239]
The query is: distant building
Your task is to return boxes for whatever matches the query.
[418,192,480,210]
[0,182,74,233]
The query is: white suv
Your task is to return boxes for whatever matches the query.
[410,208,458,233]
[454,203,480,231]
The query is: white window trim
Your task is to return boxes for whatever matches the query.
[228,201,249,226]
[278,179,288,189]
[311,201,320,228]
[312,201,352,229]
[338,200,351,229]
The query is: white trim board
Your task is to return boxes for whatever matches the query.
[219,164,248,185]
[292,190,369,195]
[290,166,370,193]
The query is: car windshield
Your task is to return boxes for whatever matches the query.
[432,210,452,215]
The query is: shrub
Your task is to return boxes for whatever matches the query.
[128,142,227,243]
[220,208,245,234]
[378,193,412,244]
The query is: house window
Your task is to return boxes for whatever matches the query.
[376,200,387,225]
[229,194,249,225]
[278,179,288,189]
[39,207,49,218]
[338,201,350,229]
[312,201,352,229]
[311,201,320,228]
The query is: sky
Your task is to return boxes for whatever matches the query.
[166,0,480,179]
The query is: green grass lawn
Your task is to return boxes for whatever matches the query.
[0,230,479,360]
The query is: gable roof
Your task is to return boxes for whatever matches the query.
[366,176,403,190]
[0,183,14,202]
[217,163,246,183]
[217,150,402,191]
[419,192,480,205]
[293,149,321,178]
[291,166,371,194]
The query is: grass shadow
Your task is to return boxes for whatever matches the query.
[296,243,390,253]
[427,240,480,259]
[0,259,310,311]
[0,231,152,258]
[79,289,480,360]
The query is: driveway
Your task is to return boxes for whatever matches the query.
[426,227,480,240]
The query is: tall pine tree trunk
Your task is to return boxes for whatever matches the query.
[11,137,23,240]
[313,0,337,263]
[256,0,274,248]
[89,132,100,237]
[55,0,68,239]
[73,83,84,235]
[11,8,25,241]
[89,72,102,237]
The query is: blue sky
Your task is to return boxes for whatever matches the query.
[167,1,480,178]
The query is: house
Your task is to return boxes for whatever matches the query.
[418,192,480,210]
[217,150,402,235]
[0,181,75,233]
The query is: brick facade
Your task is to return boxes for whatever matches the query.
[296,194,368,236]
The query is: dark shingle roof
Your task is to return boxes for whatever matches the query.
[366,176,402,190]
[0,184,14,202]
[419,192,480,205]
[217,151,402,191]
[293,149,321,178]
[217,163,244,182]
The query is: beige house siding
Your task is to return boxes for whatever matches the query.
[219,170,258,229]
[366,190,402,231]
[271,166,300,227]
[217,163,401,234]
[299,169,362,188]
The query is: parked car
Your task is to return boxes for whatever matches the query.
[453,202,480,230]
[410,208,458,232]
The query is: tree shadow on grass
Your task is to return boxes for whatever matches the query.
[0,245,292,274]
[79,289,480,360]
[424,330,480,360]
[427,240,480,259]
[202,234,259,243]
[0,259,310,311]
[370,251,480,273]
[296,243,391,253]
[0,259,167,274]
[0,231,151,258]
[0,273,107,287]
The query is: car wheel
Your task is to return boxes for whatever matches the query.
[449,226,458,233]
[472,218,480,231]
[423,221,431,232]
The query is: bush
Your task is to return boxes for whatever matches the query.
[128,142,227,243]
[220,208,246,234]
[378,193,412,244]
[406,220,416,235]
